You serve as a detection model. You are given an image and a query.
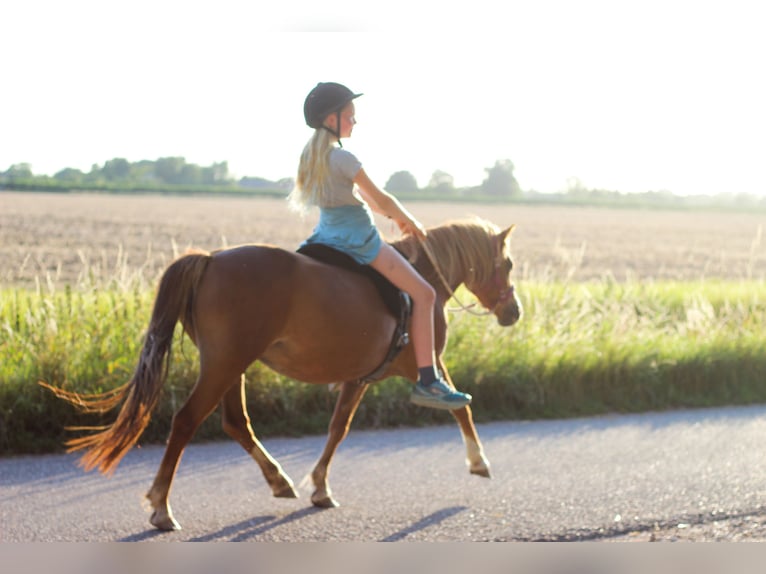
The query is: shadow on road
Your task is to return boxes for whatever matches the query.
[118,529,171,542]
[190,507,322,542]
[117,505,469,542]
[380,506,468,542]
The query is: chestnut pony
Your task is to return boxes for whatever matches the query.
[45,217,521,531]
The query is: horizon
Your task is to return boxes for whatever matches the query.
[3,1,765,197]
[6,155,766,200]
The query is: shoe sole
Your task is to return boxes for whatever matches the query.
[410,394,471,411]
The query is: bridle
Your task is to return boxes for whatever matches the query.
[417,236,514,316]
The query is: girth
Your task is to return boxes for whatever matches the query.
[296,244,412,384]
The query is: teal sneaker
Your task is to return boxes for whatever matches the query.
[410,377,472,410]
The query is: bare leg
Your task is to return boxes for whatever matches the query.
[371,243,471,409]
[369,243,436,368]
[310,382,368,508]
[221,375,298,498]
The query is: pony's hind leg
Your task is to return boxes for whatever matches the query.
[221,375,298,498]
[310,381,368,508]
[145,370,240,531]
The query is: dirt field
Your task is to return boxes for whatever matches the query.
[1,191,764,287]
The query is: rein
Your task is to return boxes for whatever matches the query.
[417,236,501,317]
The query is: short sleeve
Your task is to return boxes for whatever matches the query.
[330,149,362,180]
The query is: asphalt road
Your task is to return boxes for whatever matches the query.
[4,405,766,542]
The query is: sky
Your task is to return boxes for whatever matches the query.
[2,0,765,196]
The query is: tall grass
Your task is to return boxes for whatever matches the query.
[1,276,764,455]
[446,280,766,420]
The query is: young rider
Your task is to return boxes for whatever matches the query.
[288,82,472,411]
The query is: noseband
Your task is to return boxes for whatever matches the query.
[494,284,516,308]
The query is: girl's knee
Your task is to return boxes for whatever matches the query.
[411,280,436,306]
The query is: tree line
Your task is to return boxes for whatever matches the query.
[2,158,765,210]
[0,157,522,196]
[0,158,293,191]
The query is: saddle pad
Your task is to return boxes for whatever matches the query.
[297,243,403,317]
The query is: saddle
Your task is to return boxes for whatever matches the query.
[297,243,412,383]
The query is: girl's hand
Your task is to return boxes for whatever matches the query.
[396,216,427,240]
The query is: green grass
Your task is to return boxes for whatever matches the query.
[446,280,766,419]
[1,279,764,455]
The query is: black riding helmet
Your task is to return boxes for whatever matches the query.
[304,82,362,144]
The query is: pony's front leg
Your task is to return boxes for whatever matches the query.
[452,405,491,477]
[438,358,491,478]
[310,382,368,508]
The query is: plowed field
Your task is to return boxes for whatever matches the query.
[1,192,764,287]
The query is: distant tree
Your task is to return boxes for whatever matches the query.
[481,159,521,197]
[154,157,186,184]
[54,167,85,182]
[427,170,455,194]
[80,163,108,184]
[4,163,34,179]
[102,158,131,181]
[131,160,156,183]
[385,170,418,193]
[178,163,201,185]
[202,161,230,185]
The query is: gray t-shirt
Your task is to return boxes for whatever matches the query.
[319,148,363,208]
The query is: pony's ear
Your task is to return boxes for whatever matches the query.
[501,224,516,240]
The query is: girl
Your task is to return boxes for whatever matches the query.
[289,81,472,411]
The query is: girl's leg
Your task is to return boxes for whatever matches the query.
[369,243,436,368]
[369,244,471,410]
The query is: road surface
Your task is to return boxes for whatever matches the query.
[3,405,766,541]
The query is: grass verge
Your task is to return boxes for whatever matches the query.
[1,279,764,455]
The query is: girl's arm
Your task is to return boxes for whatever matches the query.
[354,168,427,239]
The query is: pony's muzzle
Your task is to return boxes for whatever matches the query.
[496,286,522,326]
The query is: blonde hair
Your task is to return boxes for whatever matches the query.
[288,129,336,212]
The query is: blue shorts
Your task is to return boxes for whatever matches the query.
[300,204,383,265]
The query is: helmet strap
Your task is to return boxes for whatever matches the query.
[320,110,344,147]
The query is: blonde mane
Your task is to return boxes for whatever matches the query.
[395,217,504,287]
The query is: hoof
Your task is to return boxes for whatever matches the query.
[470,467,492,478]
[150,510,182,531]
[311,494,340,509]
[274,484,299,499]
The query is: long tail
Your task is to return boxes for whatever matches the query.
[40,249,212,475]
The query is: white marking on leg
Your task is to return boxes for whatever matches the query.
[464,437,483,469]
